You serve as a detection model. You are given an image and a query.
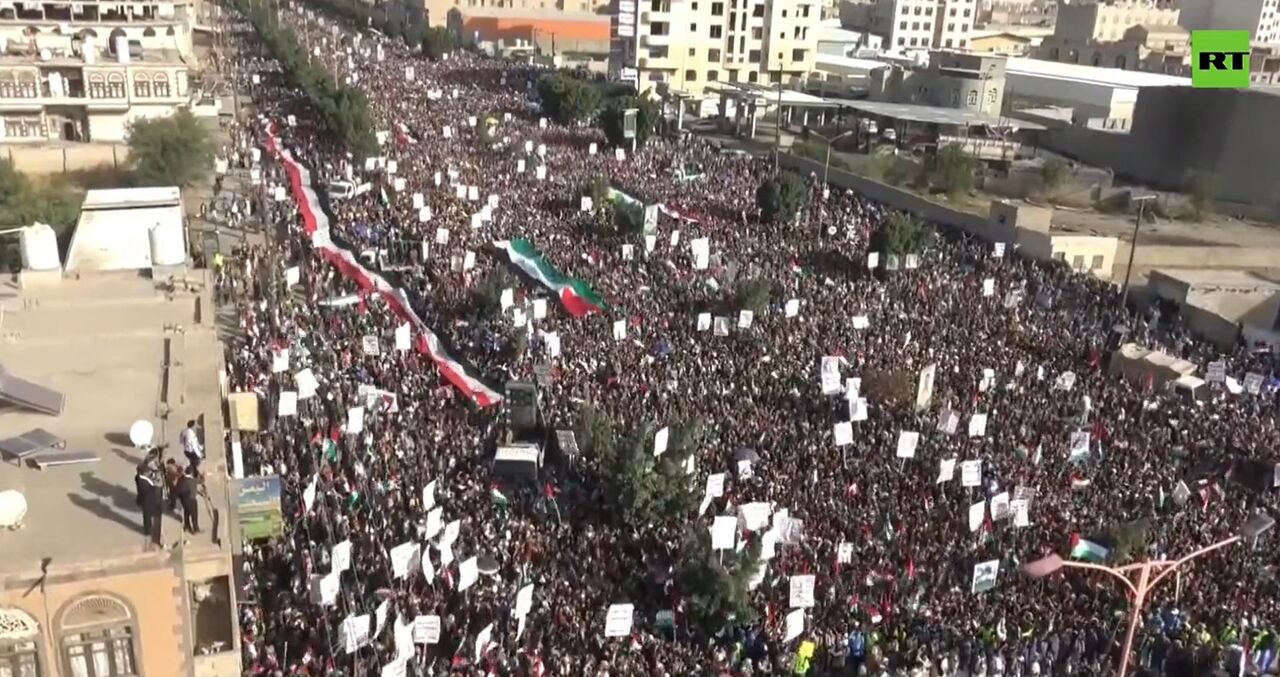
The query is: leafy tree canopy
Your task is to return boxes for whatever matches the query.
[599,95,658,149]
[536,74,603,126]
[127,108,215,189]
[755,171,809,223]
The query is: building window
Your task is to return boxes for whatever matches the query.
[707,70,719,81]
[0,638,39,677]
[710,25,721,38]
[707,48,720,61]
[134,74,151,98]
[947,22,954,31]
[898,37,905,46]
[747,70,758,82]
[967,89,978,105]
[951,88,960,105]
[684,69,697,81]
[1115,55,1126,69]
[748,49,760,62]
[945,38,953,47]
[911,21,919,29]
[791,48,806,61]
[711,1,722,15]
[988,88,997,103]
[1072,255,1085,270]
[58,595,139,677]
[900,21,907,29]
[1091,255,1104,270]
[107,73,124,98]
[154,74,170,97]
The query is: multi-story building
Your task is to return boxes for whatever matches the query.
[0,1,196,143]
[979,0,1057,26]
[868,49,1007,111]
[1175,0,1280,45]
[426,0,613,54]
[609,0,820,95]
[1034,1,1187,73]
[859,0,979,51]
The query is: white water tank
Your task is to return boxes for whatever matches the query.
[148,222,185,266]
[19,223,60,271]
[114,35,129,64]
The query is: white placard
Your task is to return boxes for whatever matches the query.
[389,542,420,579]
[1011,498,1031,527]
[278,391,298,417]
[705,473,726,498]
[346,406,365,434]
[696,312,711,331]
[738,502,772,531]
[271,348,289,373]
[972,559,1000,593]
[362,335,380,355]
[785,609,804,642]
[937,457,957,484]
[536,166,547,180]
[458,556,479,592]
[621,244,634,261]
[395,323,411,352]
[341,614,372,654]
[789,575,816,608]
[425,507,443,539]
[834,421,853,446]
[837,542,853,564]
[785,299,800,317]
[613,319,627,341]
[436,228,450,245]
[895,431,919,459]
[589,142,598,155]
[713,317,730,336]
[968,500,986,532]
[412,615,441,644]
[990,491,1011,521]
[867,252,879,269]
[738,310,754,328]
[852,316,870,329]
[604,604,634,637]
[968,413,988,438]
[710,515,738,550]
[961,460,982,487]
[983,278,995,296]
[654,426,669,456]
[333,540,352,573]
[515,584,534,618]
[285,266,300,287]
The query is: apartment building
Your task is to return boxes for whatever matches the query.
[1035,1,1188,73]
[1175,0,1280,44]
[979,0,1057,26]
[426,0,613,54]
[0,1,196,143]
[862,0,979,50]
[609,0,820,95]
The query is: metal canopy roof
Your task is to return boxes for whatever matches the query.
[820,99,1047,129]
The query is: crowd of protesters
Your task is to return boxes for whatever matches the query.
[213,4,1280,676]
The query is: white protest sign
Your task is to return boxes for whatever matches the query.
[613,319,627,341]
[425,507,443,539]
[458,556,479,592]
[1011,498,1031,527]
[896,431,919,459]
[604,604,634,637]
[271,348,289,373]
[333,540,352,573]
[972,559,1000,593]
[834,421,853,447]
[341,614,371,654]
[389,541,421,579]
[696,312,711,331]
[412,615,441,644]
[474,623,493,662]
[837,542,853,564]
[991,491,1011,521]
[395,323,411,352]
[362,335,380,355]
[278,391,297,417]
[710,515,738,550]
[346,406,364,435]
[422,480,437,511]
[515,584,535,618]
[784,609,804,642]
[738,502,772,531]
[937,457,957,483]
[706,473,726,498]
[785,299,800,317]
[738,310,754,328]
[983,278,995,297]
[961,460,983,487]
[654,426,669,457]
[789,575,816,608]
[968,500,986,532]
[968,413,988,438]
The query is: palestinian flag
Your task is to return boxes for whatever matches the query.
[395,122,418,145]
[323,439,339,462]
[494,239,606,316]
[1069,534,1109,562]
[490,484,509,507]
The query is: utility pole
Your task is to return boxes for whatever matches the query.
[1118,194,1156,313]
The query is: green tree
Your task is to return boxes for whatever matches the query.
[676,527,763,634]
[1040,158,1069,198]
[536,74,602,126]
[0,159,83,268]
[735,277,773,313]
[599,95,658,148]
[755,171,808,223]
[1185,170,1217,220]
[870,211,934,256]
[127,108,214,188]
[422,26,455,61]
[929,143,976,198]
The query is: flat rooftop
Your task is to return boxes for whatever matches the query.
[1006,57,1191,89]
[0,48,188,66]
[1151,268,1280,290]
[0,274,225,576]
[707,82,842,107]
[82,186,182,210]
[824,98,1048,129]
[814,52,891,72]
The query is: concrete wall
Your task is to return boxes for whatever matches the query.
[0,556,188,677]
[5,143,129,174]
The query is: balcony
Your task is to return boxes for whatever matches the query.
[642,9,670,22]
[643,33,670,46]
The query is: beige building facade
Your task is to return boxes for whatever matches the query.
[1035,1,1188,74]
[1175,0,1280,44]
[609,0,820,94]
[864,0,979,50]
[0,0,196,143]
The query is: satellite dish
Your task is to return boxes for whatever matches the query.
[128,420,154,448]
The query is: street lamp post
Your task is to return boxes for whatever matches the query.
[813,129,857,186]
[1022,513,1274,677]
[1118,193,1157,313]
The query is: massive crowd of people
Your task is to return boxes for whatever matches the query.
[213,4,1280,676]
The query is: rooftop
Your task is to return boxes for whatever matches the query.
[0,48,189,66]
[1150,268,1280,290]
[0,275,226,577]
[823,98,1048,129]
[1006,56,1191,88]
[82,186,182,210]
[814,52,891,72]
[707,81,842,107]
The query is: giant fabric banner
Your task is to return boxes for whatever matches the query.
[263,123,502,407]
[494,239,606,316]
